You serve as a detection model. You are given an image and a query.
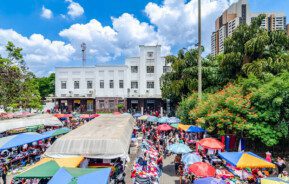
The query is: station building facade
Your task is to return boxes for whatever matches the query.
[54,45,171,113]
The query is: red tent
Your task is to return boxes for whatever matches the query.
[157,124,172,131]
[198,138,225,150]
[188,162,216,177]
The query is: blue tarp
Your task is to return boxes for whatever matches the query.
[186,126,205,133]
[218,152,243,166]
[48,168,111,184]
[42,127,71,138]
[78,168,111,184]
[0,132,46,151]
[194,177,226,184]
[48,168,72,184]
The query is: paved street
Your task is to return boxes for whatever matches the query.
[160,155,179,184]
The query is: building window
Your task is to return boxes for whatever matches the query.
[119,80,124,88]
[109,100,115,109]
[109,80,114,88]
[99,100,105,109]
[147,52,153,57]
[131,81,138,89]
[74,81,79,89]
[147,81,154,89]
[87,81,93,89]
[100,80,104,88]
[147,66,154,73]
[118,100,124,104]
[163,66,171,73]
[131,66,138,73]
[61,81,67,89]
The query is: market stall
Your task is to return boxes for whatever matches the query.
[0,114,63,134]
[48,167,111,184]
[13,156,83,182]
[45,114,134,159]
[42,127,71,139]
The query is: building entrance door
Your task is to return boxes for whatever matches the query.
[146,99,155,111]
[130,100,139,113]
[73,99,81,112]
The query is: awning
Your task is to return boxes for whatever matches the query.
[48,167,111,184]
[45,114,135,159]
[0,132,46,151]
[14,156,84,179]
[218,152,276,169]
[178,124,192,131]
[0,114,63,133]
[42,128,71,138]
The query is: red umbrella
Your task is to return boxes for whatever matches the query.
[90,114,100,118]
[157,124,172,131]
[198,138,225,150]
[113,112,121,115]
[188,162,216,177]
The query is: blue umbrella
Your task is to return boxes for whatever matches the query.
[147,116,159,122]
[158,117,169,123]
[133,113,142,118]
[181,153,201,165]
[167,143,192,154]
[194,177,226,184]
[186,126,205,133]
[167,117,181,124]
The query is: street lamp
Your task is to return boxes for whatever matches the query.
[197,0,202,100]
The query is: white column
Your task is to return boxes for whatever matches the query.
[160,107,163,117]
[141,107,144,115]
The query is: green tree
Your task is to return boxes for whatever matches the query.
[161,48,226,105]
[36,73,55,99]
[222,14,289,79]
[0,42,41,111]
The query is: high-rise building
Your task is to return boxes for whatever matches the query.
[211,0,287,56]
[287,24,289,36]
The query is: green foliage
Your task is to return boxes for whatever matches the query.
[222,14,289,79]
[161,48,226,104]
[176,93,198,124]
[182,72,289,147]
[116,103,124,109]
[0,42,42,111]
[35,73,55,99]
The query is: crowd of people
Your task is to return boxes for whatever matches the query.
[131,115,289,184]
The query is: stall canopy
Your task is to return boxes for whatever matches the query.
[42,128,71,138]
[218,152,276,169]
[198,138,225,150]
[45,114,135,159]
[261,177,289,184]
[186,126,205,133]
[48,168,111,184]
[178,124,192,131]
[0,114,63,133]
[14,156,83,179]
[0,132,46,151]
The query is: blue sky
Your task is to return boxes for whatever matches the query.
[0,0,288,76]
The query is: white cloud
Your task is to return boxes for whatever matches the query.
[65,0,84,18]
[0,29,75,75]
[145,0,231,53]
[41,6,53,19]
[59,13,170,62]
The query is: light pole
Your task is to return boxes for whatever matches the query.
[197,0,202,100]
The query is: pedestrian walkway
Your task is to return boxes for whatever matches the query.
[160,155,180,184]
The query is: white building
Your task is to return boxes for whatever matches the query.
[54,45,170,113]
[211,0,287,56]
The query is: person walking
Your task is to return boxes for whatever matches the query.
[1,164,8,184]
[157,154,163,174]
[275,157,286,174]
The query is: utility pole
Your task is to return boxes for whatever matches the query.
[197,0,202,100]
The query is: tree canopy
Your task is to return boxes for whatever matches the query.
[0,42,42,111]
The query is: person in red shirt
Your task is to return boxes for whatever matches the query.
[157,155,163,173]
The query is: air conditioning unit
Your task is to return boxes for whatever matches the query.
[146,90,149,93]
[89,90,94,94]
[134,90,138,93]
[87,94,93,97]
[74,94,79,97]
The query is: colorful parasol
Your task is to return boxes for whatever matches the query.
[181,153,202,165]
[218,152,276,169]
[157,124,172,131]
[194,177,226,184]
[158,117,169,123]
[167,143,192,154]
[261,177,289,184]
[167,117,181,124]
[188,162,216,177]
[198,138,225,150]
[138,115,149,121]
[147,116,159,122]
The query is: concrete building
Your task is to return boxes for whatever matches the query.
[54,45,170,113]
[211,0,287,56]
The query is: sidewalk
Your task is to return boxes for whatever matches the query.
[160,155,180,184]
